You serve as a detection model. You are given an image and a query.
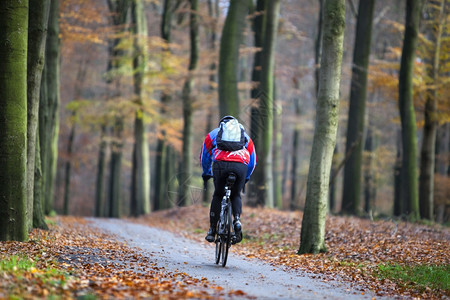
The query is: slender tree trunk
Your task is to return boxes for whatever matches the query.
[419,0,445,220]
[33,133,48,229]
[109,120,123,218]
[318,0,338,214]
[290,95,301,210]
[290,128,300,210]
[130,0,150,216]
[178,0,199,206]
[282,148,289,198]
[394,129,403,216]
[273,86,283,209]
[0,0,29,241]
[341,0,375,215]
[299,0,345,254]
[95,125,107,217]
[154,138,167,210]
[63,116,75,215]
[315,0,324,95]
[435,123,449,223]
[318,0,338,215]
[40,0,60,215]
[155,0,173,211]
[257,0,281,208]
[248,0,266,205]
[398,0,423,220]
[218,0,248,117]
[166,146,177,208]
[329,145,339,213]
[27,0,51,230]
[364,127,378,214]
[202,0,219,205]
[106,0,130,218]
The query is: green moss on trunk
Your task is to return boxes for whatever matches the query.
[298,0,345,255]
[0,0,29,241]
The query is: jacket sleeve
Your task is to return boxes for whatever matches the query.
[245,137,257,180]
[200,133,214,177]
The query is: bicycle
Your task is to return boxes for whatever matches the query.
[214,172,236,267]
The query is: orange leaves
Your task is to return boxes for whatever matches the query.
[0,217,230,299]
[137,204,449,299]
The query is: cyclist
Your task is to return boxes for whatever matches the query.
[200,115,256,244]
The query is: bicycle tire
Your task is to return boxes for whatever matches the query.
[215,239,221,264]
[221,203,232,267]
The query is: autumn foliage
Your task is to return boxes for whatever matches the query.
[0,217,242,299]
[136,205,450,299]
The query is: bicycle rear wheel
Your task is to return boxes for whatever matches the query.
[220,204,232,267]
[215,222,221,264]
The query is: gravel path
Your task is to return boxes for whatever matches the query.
[89,218,379,299]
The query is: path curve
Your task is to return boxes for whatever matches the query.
[89,218,378,299]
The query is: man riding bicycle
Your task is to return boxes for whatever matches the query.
[200,115,256,244]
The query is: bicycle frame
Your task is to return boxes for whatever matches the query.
[215,173,236,267]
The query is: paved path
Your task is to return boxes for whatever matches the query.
[89,218,379,299]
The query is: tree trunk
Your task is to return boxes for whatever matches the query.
[40,0,60,215]
[178,0,199,206]
[248,0,267,206]
[0,0,29,241]
[63,115,75,215]
[341,0,375,215]
[202,0,219,205]
[398,0,422,220]
[273,86,283,209]
[154,137,167,210]
[290,89,301,210]
[435,123,449,223]
[27,0,51,230]
[394,129,402,216]
[218,0,248,117]
[329,145,339,213]
[106,0,130,218]
[315,0,324,95]
[130,0,150,216]
[95,125,107,217]
[166,146,177,208]
[257,0,281,208]
[419,0,445,220]
[154,0,173,211]
[298,0,345,254]
[363,127,378,214]
[33,133,48,230]
[109,120,123,218]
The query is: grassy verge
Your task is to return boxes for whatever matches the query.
[376,263,449,292]
[0,254,72,299]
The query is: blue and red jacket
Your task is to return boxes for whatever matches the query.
[200,128,257,180]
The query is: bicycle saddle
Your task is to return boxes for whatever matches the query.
[226,173,237,185]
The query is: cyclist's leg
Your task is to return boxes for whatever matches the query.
[229,162,247,215]
[206,162,226,242]
[211,161,227,223]
[229,162,247,243]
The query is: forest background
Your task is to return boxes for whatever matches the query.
[51,0,449,221]
[1,0,449,236]
[1,0,449,297]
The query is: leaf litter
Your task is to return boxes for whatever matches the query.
[133,205,449,299]
[0,216,243,299]
[1,207,448,299]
